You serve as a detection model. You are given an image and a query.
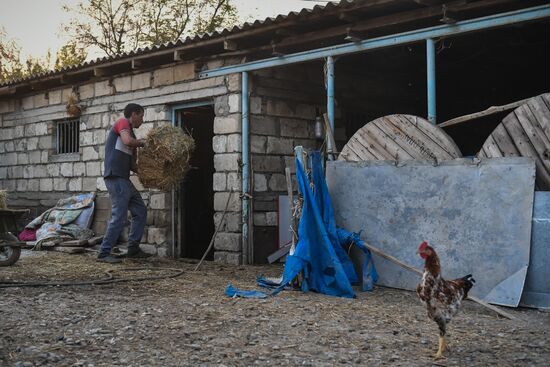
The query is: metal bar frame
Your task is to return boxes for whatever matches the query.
[199,5,550,78]
[241,71,250,265]
[426,38,436,124]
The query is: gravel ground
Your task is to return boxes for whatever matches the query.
[1,251,549,367]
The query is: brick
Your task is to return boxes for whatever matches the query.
[213,172,226,191]
[267,137,293,155]
[152,210,169,227]
[214,95,229,116]
[153,67,174,87]
[17,153,29,165]
[226,134,241,153]
[81,130,94,145]
[227,172,240,191]
[130,175,145,191]
[83,177,97,191]
[266,100,294,117]
[61,88,73,103]
[150,193,169,209]
[38,136,53,150]
[95,80,112,96]
[252,156,282,172]
[250,115,277,136]
[74,162,86,176]
[280,118,312,138]
[1,127,14,140]
[174,63,195,82]
[225,74,241,92]
[214,114,241,134]
[48,90,62,105]
[46,164,60,176]
[69,177,82,191]
[27,179,40,191]
[131,72,151,90]
[34,122,48,136]
[40,178,53,191]
[145,106,168,121]
[16,179,28,192]
[148,227,168,245]
[265,212,278,226]
[269,173,287,191]
[113,76,132,93]
[60,163,73,177]
[212,135,227,153]
[214,251,241,265]
[34,93,48,108]
[228,94,241,113]
[29,151,41,164]
[214,153,240,172]
[15,138,26,151]
[214,232,242,252]
[53,178,68,191]
[79,83,95,99]
[214,192,241,212]
[253,173,267,192]
[250,96,262,114]
[82,146,99,161]
[214,212,241,232]
[96,177,107,191]
[27,137,39,150]
[22,96,34,110]
[93,130,106,145]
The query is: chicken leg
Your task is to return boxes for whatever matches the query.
[435,336,447,359]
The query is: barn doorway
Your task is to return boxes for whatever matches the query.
[173,103,215,260]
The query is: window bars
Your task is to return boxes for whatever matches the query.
[56,119,80,154]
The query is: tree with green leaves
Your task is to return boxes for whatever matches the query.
[62,0,239,58]
[54,42,88,70]
[1,27,87,83]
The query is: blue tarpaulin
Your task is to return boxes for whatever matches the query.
[228,151,378,299]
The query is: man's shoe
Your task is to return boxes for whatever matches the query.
[126,247,153,258]
[96,254,122,263]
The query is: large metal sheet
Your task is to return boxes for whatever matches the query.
[327,158,536,307]
[521,191,550,309]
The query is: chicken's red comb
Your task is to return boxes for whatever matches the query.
[419,241,428,249]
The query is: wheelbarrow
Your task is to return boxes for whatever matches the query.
[0,209,28,266]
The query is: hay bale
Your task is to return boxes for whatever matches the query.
[0,190,7,209]
[137,125,195,190]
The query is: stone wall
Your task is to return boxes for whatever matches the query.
[0,60,236,258]
[247,65,327,263]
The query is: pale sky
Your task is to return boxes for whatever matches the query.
[0,0,331,62]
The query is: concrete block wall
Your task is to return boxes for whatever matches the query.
[0,59,236,259]
[212,73,243,265]
[249,65,326,262]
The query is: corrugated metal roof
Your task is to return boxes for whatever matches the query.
[1,0,365,87]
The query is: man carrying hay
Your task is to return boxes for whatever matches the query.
[98,103,151,263]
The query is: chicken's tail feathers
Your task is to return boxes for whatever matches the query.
[461,274,475,296]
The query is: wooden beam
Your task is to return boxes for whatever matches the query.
[0,86,17,97]
[412,0,443,6]
[439,97,531,128]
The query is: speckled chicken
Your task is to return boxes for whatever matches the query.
[416,241,475,359]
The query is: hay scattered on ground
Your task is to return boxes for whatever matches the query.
[0,190,7,209]
[137,125,195,190]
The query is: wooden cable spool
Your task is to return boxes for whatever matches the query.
[338,114,462,162]
[477,93,550,190]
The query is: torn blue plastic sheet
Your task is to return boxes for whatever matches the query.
[225,284,268,298]
[226,151,378,299]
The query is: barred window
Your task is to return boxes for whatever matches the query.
[56,119,80,154]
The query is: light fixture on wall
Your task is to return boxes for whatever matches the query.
[314,108,324,141]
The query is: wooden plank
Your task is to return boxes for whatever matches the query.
[56,239,89,247]
[490,124,520,156]
[477,149,487,158]
[369,121,416,160]
[527,95,550,142]
[398,115,461,158]
[384,115,452,160]
[515,104,550,174]
[439,97,532,128]
[502,112,550,189]
[345,136,381,160]
[480,134,503,158]
[353,130,395,160]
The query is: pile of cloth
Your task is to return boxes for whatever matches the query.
[20,192,96,249]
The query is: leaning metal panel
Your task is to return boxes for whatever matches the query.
[327,158,535,307]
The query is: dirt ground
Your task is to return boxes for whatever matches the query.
[1,251,549,367]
